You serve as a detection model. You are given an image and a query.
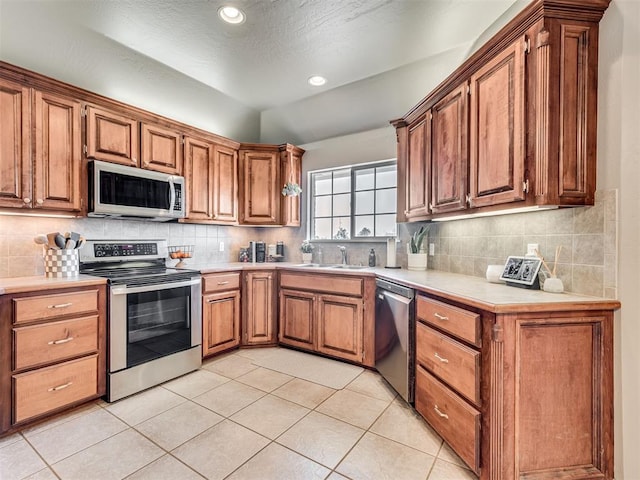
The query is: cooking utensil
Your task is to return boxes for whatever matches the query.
[46,233,60,249]
[54,234,66,249]
[65,238,76,249]
[76,236,85,249]
[33,234,48,245]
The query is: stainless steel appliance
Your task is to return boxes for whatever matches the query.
[375,278,415,403]
[88,160,185,221]
[80,239,201,401]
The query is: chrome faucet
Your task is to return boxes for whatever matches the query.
[339,245,347,265]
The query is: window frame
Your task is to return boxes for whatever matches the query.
[307,159,397,242]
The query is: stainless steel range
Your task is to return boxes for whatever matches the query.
[80,239,201,402]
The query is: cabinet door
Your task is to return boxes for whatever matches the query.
[141,122,183,175]
[33,90,82,212]
[202,290,240,357]
[317,294,363,363]
[405,114,431,219]
[86,106,138,167]
[431,84,469,214]
[280,148,302,226]
[279,289,315,350]
[184,136,214,220]
[240,149,280,224]
[0,78,31,209]
[469,36,526,208]
[243,272,275,345]
[212,144,238,223]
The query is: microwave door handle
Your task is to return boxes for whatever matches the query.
[168,177,176,211]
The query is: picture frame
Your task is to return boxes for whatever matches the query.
[500,256,542,287]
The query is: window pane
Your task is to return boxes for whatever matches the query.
[314,172,332,195]
[314,196,332,217]
[313,218,332,239]
[333,169,351,194]
[333,218,350,239]
[355,216,374,237]
[376,188,397,214]
[333,193,351,216]
[376,165,396,188]
[375,214,397,237]
[355,191,374,214]
[355,168,374,191]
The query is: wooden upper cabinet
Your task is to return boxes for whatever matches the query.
[280,145,303,227]
[0,78,30,209]
[86,106,138,167]
[212,144,238,223]
[469,36,526,208]
[140,122,183,175]
[239,147,280,225]
[431,84,469,214]
[33,90,82,212]
[405,115,431,219]
[184,136,214,221]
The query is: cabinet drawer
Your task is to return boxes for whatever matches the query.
[416,322,480,405]
[417,295,480,346]
[13,355,98,423]
[280,272,363,297]
[203,272,240,293]
[13,316,99,371]
[415,365,480,474]
[13,290,99,324]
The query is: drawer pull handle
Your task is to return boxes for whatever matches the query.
[217,281,229,285]
[48,336,74,345]
[434,313,449,321]
[48,382,73,392]
[434,352,449,363]
[434,405,449,419]
[48,302,73,309]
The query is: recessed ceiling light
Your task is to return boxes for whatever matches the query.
[218,6,245,24]
[308,75,327,87]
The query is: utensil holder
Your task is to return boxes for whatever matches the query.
[44,248,79,278]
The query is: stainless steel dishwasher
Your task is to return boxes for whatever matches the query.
[375,278,415,403]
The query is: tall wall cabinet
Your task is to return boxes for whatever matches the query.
[392,0,610,221]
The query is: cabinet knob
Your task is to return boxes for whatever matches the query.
[23,197,31,204]
[36,198,44,205]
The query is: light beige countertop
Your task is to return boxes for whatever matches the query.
[0,275,107,295]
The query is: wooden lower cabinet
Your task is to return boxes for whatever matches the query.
[316,294,363,363]
[0,285,107,434]
[279,289,315,350]
[243,271,276,345]
[415,293,615,480]
[202,272,241,357]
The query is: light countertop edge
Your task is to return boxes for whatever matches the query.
[0,275,107,295]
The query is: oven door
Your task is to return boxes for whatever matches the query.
[109,278,201,372]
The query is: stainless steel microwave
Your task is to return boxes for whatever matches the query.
[88,160,185,221]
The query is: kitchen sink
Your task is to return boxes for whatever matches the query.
[330,264,370,270]
[295,263,321,267]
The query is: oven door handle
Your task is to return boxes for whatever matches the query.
[111,278,201,295]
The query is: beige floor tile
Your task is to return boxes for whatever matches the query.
[235,347,280,361]
[19,401,100,437]
[51,429,163,480]
[0,439,47,480]
[230,394,309,439]
[235,366,294,392]
[317,389,390,429]
[252,347,364,389]
[428,458,477,480]
[370,399,443,455]
[162,369,230,398]
[326,472,350,480]
[437,442,469,469]
[277,411,364,469]
[21,467,58,480]
[126,454,204,480]
[105,387,186,426]
[0,431,21,449]
[336,432,435,480]
[271,377,336,409]
[345,370,397,402]
[24,408,128,463]
[172,420,269,480]
[135,401,223,450]
[226,442,329,480]
[202,353,259,378]
[193,380,265,417]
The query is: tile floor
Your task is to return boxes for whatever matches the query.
[0,347,478,480]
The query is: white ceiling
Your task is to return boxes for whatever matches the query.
[48,0,520,111]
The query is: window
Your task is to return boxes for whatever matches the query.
[309,161,397,240]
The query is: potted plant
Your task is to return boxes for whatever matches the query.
[300,240,314,263]
[407,225,429,270]
[282,181,302,197]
